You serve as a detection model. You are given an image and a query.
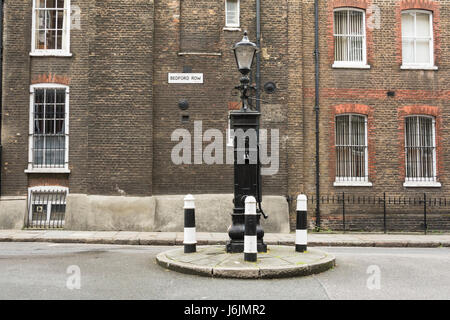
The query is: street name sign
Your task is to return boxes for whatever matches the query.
[168,73,204,84]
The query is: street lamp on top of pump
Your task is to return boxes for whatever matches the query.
[232,31,259,111]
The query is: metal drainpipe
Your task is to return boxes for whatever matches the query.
[256,0,261,112]
[255,0,267,219]
[0,0,3,196]
[314,0,321,229]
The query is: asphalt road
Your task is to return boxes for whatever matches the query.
[0,242,449,300]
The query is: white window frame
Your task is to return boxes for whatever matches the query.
[26,83,70,173]
[31,0,72,57]
[332,8,370,69]
[27,186,68,226]
[225,0,240,29]
[401,10,437,70]
[334,114,372,187]
[403,115,441,187]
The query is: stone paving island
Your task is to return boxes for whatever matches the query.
[156,245,336,279]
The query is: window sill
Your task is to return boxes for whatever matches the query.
[30,51,73,57]
[0,196,27,201]
[332,63,371,69]
[401,65,438,71]
[334,181,373,187]
[25,168,71,174]
[223,27,241,31]
[178,52,222,57]
[403,181,441,188]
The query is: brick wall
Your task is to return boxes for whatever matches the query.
[1,0,449,231]
[1,0,32,196]
[86,0,154,196]
[152,0,290,196]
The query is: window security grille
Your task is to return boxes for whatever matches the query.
[26,188,67,229]
[334,9,366,64]
[405,116,436,181]
[335,115,368,182]
[402,10,433,66]
[33,88,67,168]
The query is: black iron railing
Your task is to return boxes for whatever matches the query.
[308,192,450,234]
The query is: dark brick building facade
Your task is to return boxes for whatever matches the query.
[0,0,449,231]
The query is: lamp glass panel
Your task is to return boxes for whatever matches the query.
[235,45,255,71]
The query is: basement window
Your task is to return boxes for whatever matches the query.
[26,186,68,229]
[31,0,72,56]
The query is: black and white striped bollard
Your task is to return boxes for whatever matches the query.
[244,196,257,262]
[184,194,197,253]
[296,194,308,253]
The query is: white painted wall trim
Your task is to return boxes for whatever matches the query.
[400,65,438,70]
[223,27,241,32]
[332,62,371,69]
[403,181,441,188]
[25,168,71,174]
[30,52,73,57]
[334,181,373,187]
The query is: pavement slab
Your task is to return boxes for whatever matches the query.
[139,232,177,245]
[0,229,449,248]
[112,232,140,245]
[85,231,120,244]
